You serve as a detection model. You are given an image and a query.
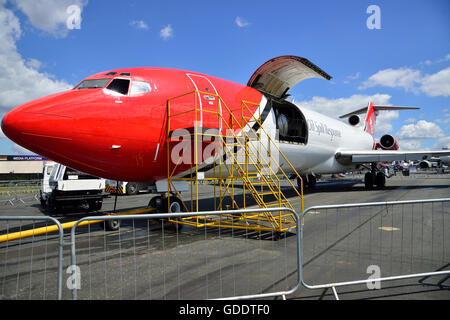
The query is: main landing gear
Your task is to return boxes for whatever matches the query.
[148,194,185,230]
[364,163,386,189]
[297,174,317,190]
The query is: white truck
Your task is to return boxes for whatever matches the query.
[41,163,108,214]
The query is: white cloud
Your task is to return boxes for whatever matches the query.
[420,67,450,97]
[295,93,398,135]
[160,24,173,40]
[420,53,450,66]
[296,93,392,119]
[374,110,399,135]
[25,58,42,70]
[397,139,423,150]
[0,4,73,113]
[130,20,148,30]
[359,68,422,92]
[437,54,450,63]
[235,16,250,28]
[432,136,450,149]
[11,0,88,37]
[343,72,360,84]
[348,72,360,80]
[396,120,445,140]
[359,66,450,97]
[396,120,449,150]
[435,113,450,125]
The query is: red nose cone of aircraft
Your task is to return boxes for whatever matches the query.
[1,89,162,182]
[1,92,75,158]
[1,109,20,143]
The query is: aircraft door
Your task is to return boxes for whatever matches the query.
[186,74,222,130]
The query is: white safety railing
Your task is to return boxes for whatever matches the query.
[300,198,450,300]
[69,207,301,300]
[0,216,64,300]
[2,198,449,300]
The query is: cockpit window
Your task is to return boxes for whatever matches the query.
[130,81,151,96]
[106,78,130,95]
[74,79,110,90]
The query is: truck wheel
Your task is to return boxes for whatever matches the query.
[126,183,138,195]
[103,219,120,231]
[40,196,46,208]
[88,200,103,212]
[46,196,58,214]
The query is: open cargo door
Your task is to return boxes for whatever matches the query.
[247,55,332,99]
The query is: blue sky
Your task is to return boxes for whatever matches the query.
[0,0,449,153]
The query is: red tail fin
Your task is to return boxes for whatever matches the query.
[364,102,376,137]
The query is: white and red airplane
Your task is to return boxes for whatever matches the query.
[2,55,449,197]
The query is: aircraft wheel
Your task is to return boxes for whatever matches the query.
[163,196,184,231]
[103,219,120,231]
[307,174,317,188]
[364,172,374,189]
[375,172,386,188]
[164,196,184,214]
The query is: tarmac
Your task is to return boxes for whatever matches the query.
[0,172,449,300]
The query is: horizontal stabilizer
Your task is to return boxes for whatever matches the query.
[339,106,420,119]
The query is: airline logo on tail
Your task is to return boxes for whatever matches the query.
[340,103,420,139]
[364,102,376,137]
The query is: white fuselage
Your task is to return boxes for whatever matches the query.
[178,98,375,179]
[276,105,374,174]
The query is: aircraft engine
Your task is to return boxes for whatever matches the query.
[419,160,431,169]
[348,114,360,126]
[377,134,399,150]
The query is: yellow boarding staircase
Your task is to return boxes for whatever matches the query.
[166,91,303,233]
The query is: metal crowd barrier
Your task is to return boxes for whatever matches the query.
[69,207,301,300]
[0,180,41,206]
[300,198,450,300]
[0,216,64,300]
[2,198,449,300]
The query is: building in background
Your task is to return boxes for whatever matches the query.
[0,155,54,180]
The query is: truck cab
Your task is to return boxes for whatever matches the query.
[43,163,107,213]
